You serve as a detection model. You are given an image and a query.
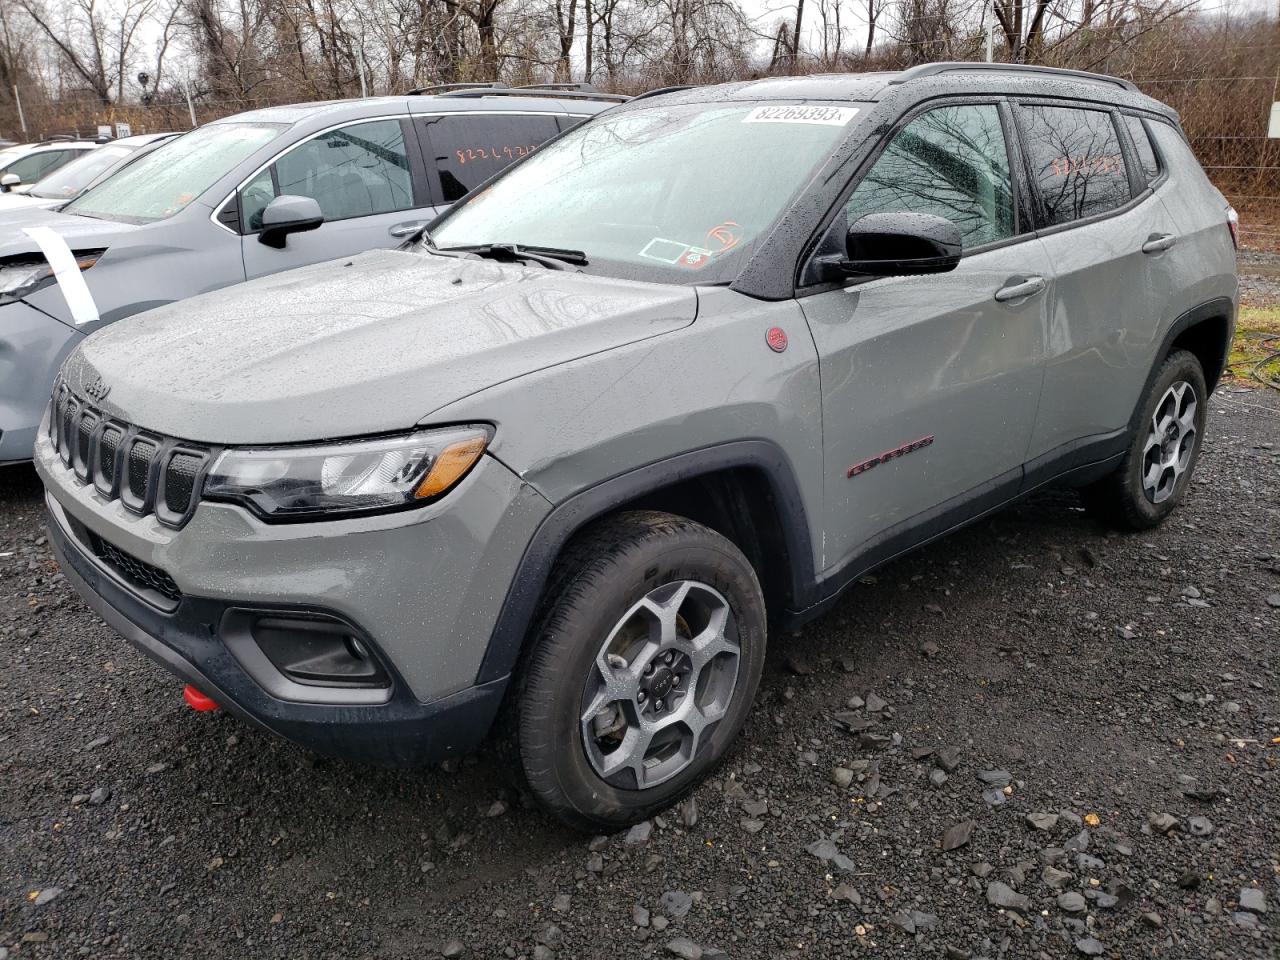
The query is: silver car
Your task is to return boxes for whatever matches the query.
[0,87,618,463]
[38,64,1236,829]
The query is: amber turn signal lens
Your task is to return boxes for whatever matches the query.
[414,435,488,499]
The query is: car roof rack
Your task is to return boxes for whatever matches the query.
[408,81,509,96]
[889,62,1138,93]
[627,85,695,102]
[515,82,599,92]
[439,86,630,103]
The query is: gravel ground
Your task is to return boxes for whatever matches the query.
[1238,251,1280,309]
[2,387,1278,960]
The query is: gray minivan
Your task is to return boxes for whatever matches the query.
[0,88,618,464]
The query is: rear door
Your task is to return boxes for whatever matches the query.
[414,111,563,208]
[1142,117,1237,341]
[1015,101,1178,469]
[236,117,436,280]
[800,100,1052,574]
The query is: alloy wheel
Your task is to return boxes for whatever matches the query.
[579,580,740,790]
[1141,380,1198,504]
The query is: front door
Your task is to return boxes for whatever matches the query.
[239,117,439,280]
[800,101,1051,575]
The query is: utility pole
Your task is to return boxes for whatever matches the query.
[12,85,27,137]
[182,78,197,128]
[359,47,368,98]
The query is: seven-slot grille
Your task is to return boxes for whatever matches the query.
[47,381,215,530]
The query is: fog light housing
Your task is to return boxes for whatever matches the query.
[253,616,390,688]
[221,609,393,704]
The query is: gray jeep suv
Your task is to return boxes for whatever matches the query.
[37,64,1237,829]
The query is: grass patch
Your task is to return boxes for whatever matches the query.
[1225,306,1280,384]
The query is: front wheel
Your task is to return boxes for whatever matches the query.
[515,511,767,830]
[1083,349,1207,530]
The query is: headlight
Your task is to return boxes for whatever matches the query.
[0,252,100,305]
[203,426,491,521]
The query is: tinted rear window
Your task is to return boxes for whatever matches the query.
[1019,104,1131,226]
[421,113,561,203]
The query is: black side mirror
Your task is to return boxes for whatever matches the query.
[834,211,963,278]
[258,195,324,249]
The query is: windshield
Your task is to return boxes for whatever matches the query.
[430,101,864,284]
[65,122,284,223]
[29,144,133,199]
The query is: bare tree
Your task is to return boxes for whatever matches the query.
[18,0,159,103]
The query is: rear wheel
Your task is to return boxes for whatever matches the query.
[515,511,766,830]
[1083,349,1207,530]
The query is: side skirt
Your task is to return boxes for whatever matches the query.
[780,432,1128,630]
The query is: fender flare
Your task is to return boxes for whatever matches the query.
[475,439,817,684]
[1132,297,1235,431]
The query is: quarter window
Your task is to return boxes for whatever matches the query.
[423,114,561,203]
[844,103,1015,249]
[1122,115,1160,184]
[238,118,416,230]
[1019,105,1131,226]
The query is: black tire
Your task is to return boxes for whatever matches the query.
[1082,349,1207,530]
[515,510,766,831]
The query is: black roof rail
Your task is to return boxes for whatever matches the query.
[515,82,600,92]
[889,62,1138,92]
[627,85,695,103]
[408,81,508,96]
[439,87,630,103]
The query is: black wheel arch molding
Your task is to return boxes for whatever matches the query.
[475,439,819,684]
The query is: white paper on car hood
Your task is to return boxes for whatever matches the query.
[22,225,99,325]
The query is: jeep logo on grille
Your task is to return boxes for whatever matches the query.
[83,375,110,402]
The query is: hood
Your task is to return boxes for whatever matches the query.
[0,192,44,211]
[63,248,697,444]
[0,206,140,254]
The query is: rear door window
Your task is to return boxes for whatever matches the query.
[1018,104,1132,226]
[419,113,561,203]
[1122,115,1160,184]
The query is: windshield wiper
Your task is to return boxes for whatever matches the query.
[438,243,588,270]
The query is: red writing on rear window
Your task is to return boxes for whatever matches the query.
[1051,154,1125,177]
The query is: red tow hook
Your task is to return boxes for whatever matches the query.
[183,684,219,712]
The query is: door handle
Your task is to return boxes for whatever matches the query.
[1141,233,1177,254]
[994,275,1046,303]
[389,220,430,239]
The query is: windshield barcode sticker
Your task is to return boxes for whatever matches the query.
[743,105,859,126]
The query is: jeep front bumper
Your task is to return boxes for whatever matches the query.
[36,427,550,766]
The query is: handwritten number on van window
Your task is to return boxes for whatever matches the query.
[455,144,538,165]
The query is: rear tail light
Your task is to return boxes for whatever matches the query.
[1227,206,1239,249]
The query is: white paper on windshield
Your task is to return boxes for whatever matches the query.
[23,226,99,325]
[742,105,859,126]
[639,238,692,263]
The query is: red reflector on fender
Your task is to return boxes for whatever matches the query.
[183,684,219,712]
